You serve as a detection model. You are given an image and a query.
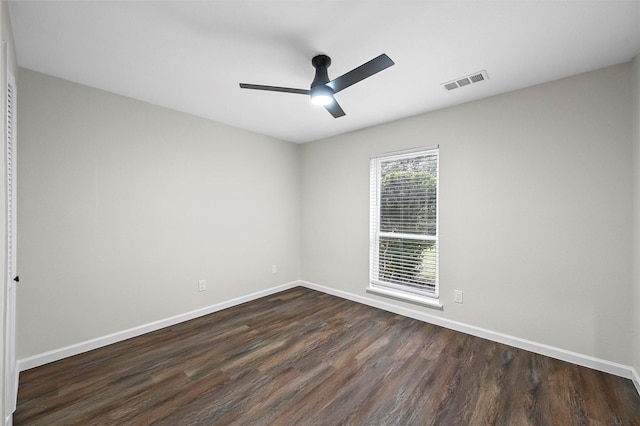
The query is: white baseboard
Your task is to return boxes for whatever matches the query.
[17,281,299,372]
[632,367,640,396]
[299,280,638,384]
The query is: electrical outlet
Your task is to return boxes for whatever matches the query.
[272,264,278,274]
[454,290,463,304]
[198,280,206,292]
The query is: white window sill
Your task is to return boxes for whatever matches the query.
[366,285,443,310]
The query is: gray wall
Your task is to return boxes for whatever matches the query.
[16,61,638,371]
[633,55,640,378]
[16,69,301,359]
[301,63,634,365]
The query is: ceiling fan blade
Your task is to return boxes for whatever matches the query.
[239,83,310,95]
[327,54,395,94]
[324,99,346,118]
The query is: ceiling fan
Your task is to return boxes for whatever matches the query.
[239,53,395,118]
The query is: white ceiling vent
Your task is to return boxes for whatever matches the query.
[442,70,489,91]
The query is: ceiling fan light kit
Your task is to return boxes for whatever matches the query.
[239,53,395,118]
[310,85,334,106]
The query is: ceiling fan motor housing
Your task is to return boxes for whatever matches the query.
[311,55,331,87]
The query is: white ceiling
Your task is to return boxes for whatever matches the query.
[8,0,640,143]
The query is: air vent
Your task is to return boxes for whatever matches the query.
[442,70,489,91]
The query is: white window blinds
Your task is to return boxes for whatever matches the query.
[370,147,439,298]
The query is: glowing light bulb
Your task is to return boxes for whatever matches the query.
[311,94,333,106]
[310,85,334,106]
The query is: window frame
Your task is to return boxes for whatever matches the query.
[368,146,441,309]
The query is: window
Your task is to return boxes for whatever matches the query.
[369,147,440,307]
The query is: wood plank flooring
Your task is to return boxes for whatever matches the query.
[15,287,640,425]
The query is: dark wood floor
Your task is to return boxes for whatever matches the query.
[15,287,640,425]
